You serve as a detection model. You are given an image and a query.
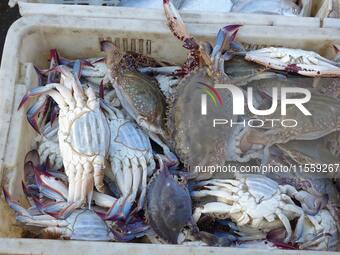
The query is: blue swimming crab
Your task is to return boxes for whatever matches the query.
[227,93,340,163]
[163,0,241,176]
[145,156,236,246]
[3,153,149,241]
[191,175,325,244]
[19,65,111,205]
[225,36,340,77]
[101,40,177,164]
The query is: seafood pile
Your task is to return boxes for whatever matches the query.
[230,0,312,16]
[3,0,340,252]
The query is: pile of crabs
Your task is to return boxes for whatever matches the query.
[3,0,340,251]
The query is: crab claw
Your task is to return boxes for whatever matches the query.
[24,96,50,133]
[104,197,132,221]
[294,191,328,216]
[49,49,61,65]
[211,25,242,58]
[267,227,299,250]
[18,85,59,111]
[71,59,95,79]
[50,103,60,124]
[2,188,32,217]
[163,0,198,50]
[34,66,49,87]
[111,219,150,242]
[298,232,332,250]
[34,167,68,202]
[33,197,78,220]
[333,44,340,62]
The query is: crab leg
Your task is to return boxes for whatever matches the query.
[280,185,325,216]
[193,202,232,223]
[92,192,117,208]
[278,201,306,243]
[105,158,133,220]
[299,232,331,250]
[138,66,181,75]
[137,157,148,210]
[191,189,235,203]
[147,131,178,166]
[35,167,68,198]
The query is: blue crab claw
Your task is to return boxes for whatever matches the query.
[72,60,82,78]
[25,96,50,133]
[212,25,241,55]
[47,49,61,84]
[104,197,132,221]
[33,197,78,220]
[296,191,328,216]
[34,66,48,87]
[111,219,150,242]
[22,182,40,201]
[49,49,61,65]
[49,48,94,70]
[71,59,95,78]
[59,57,94,70]
[34,167,68,202]
[333,44,340,62]
[2,188,32,218]
[18,85,56,111]
[163,0,195,47]
[50,103,60,124]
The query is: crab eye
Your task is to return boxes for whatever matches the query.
[176,175,186,184]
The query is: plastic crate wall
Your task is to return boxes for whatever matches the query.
[9,0,120,6]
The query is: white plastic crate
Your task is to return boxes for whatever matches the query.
[15,3,322,28]
[318,0,340,28]
[8,0,325,28]
[8,0,120,7]
[312,0,340,19]
[0,12,339,253]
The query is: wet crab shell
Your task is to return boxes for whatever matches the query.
[146,167,192,244]
[167,68,235,176]
[68,210,113,241]
[116,71,168,134]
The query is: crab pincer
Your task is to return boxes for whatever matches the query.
[163,0,241,75]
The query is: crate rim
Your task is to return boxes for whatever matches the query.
[0,14,340,254]
[0,237,338,255]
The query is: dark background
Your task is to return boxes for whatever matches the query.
[0,2,20,62]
